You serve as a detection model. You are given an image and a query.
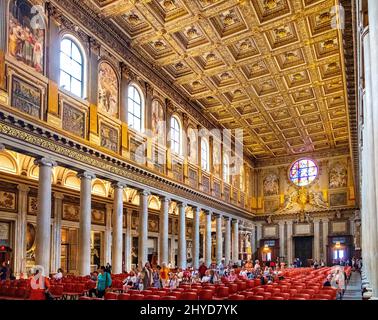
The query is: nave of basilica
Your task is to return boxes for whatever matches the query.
[0,0,376,301]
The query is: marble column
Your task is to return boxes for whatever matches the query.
[15,184,29,277]
[192,207,200,269]
[232,219,239,264]
[138,190,150,266]
[367,0,378,297]
[0,0,6,51]
[215,214,223,265]
[124,208,132,271]
[286,221,293,266]
[313,218,321,262]
[278,221,285,259]
[251,224,256,259]
[204,211,212,267]
[177,202,187,269]
[224,217,231,265]
[34,158,56,276]
[77,172,95,276]
[322,218,329,265]
[112,182,125,274]
[159,197,170,266]
[104,204,113,266]
[0,0,6,91]
[51,192,64,273]
[256,223,263,250]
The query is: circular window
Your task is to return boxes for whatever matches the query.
[289,158,318,187]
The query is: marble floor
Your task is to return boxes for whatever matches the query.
[342,271,362,300]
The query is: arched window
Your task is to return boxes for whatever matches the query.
[223,154,229,183]
[201,138,209,172]
[127,85,144,132]
[59,36,85,98]
[170,116,181,155]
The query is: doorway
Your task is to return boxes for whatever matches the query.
[294,236,313,267]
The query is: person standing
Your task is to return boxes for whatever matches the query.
[0,262,8,281]
[159,263,169,288]
[142,262,152,289]
[96,266,112,298]
[29,267,51,300]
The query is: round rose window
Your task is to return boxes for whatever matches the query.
[289,158,318,187]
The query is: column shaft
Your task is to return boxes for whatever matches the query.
[125,208,132,271]
[35,158,56,276]
[178,203,187,269]
[322,219,329,265]
[138,190,149,266]
[279,222,285,258]
[363,13,378,295]
[192,207,200,269]
[112,183,125,274]
[287,222,293,266]
[313,219,320,262]
[215,215,223,265]
[224,218,231,265]
[232,219,239,264]
[159,197,169,266]
[51,192,63,273]
[205,212,212,267]
[104,204,112,266]
[78,172,95,276]
[15,185,29,277]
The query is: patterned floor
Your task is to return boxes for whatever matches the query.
[342,271,362,300]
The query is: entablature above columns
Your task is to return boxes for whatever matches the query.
[0,111,253,220]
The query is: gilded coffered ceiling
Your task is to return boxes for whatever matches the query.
[86,0,350,161]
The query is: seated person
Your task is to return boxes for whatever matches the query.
[53,268,64,280]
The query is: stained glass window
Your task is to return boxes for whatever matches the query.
[289,158,318,187]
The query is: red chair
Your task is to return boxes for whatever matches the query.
[181,292,198,300]
[229,294,245,300]
[293,293,311,300]
[79,296,92,300]
[261,292,272,300]
[216,286,229,298]
[247,295,264,301]
[236,282,247,292]
[141,290,153,295]
[271,296,284,300]
[254,287,265,295]
[171,291,183,299]
[130,294,144,300]
[274,293,290,300]
[246,280,254,289]
[105,292,118,300]
[291,297,306,300]
[49,285,63,300]
[313,294,332,300]
[15,288,26,299]
[118,293,131,300]
[162,296,177,300]
[227,283,238,294]
[300,289,315,297]
[144,295,160,300]
[198,289,213,300]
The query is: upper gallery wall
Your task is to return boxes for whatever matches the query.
[0,0,255,217]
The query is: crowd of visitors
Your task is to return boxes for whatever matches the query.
[1,254,360,300]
